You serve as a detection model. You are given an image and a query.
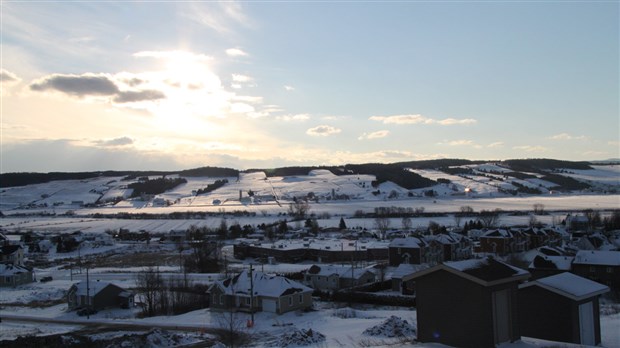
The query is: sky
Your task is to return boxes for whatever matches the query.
[1,1,618,172]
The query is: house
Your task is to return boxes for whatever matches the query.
[528,255,574,280]
[208,270,313,315]
[519,272,609,346]
[67,281,134,311]
[390,263,430,295]
[572,250,620,294]
[388,237,442,266]
[566,214,590,233]
[0,244,25,265]
[0,263,34,287]
[479,228,528,254]
[411,257,530,348]
[430,233,472,261]
[302,264,376,291]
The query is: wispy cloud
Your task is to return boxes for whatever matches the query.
[226,48,248,57]
[284,85,295,91]
[487,142,504,148]
[358,130,389,140]
[549,133,587,140]
[133,50,213,62]
[369,114,477,125]
[94,136,134,147]
[306,125,341,137]
[181,2,251,34]
[513,145,548,153]
[231,74,256,89]
[277,114,310,122]
[1,69,21,84]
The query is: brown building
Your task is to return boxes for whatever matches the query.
[572,250,620,295]
[519,272,609,346]
[412,257,530,348]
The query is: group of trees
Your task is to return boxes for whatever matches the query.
[128,177,188,198]
[135,267,208,317]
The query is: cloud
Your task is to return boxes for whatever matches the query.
[277,114,310,122]
[358,130,389,140]
[441,140,475,146]
[94,136,134,147]
[1,69,21,84]
[226,48,248,57]
[306,125,341,137]
[30,73,119,96]
[513,145,548,153]
[113,90,166,103]
[549,133,587,140]
[133,50,213,62]
[487,142,504,148]
[284,85,295,91]
[29,73,167,105]
[232,74,253,83]
[370,114,477,125]
[181,2,251,34]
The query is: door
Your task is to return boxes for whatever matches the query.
[492,289,512,344]
[263,298,277,313]
[579,301,595,345]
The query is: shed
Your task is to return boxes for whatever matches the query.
[518,272,609,346]
[411,257,530,348]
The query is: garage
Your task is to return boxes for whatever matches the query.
[262,299,277,313]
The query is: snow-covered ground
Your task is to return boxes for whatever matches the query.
[1,295,618,347]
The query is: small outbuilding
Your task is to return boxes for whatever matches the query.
[411,257,530,348]
[67,281,134,311]
[518,272,609,346]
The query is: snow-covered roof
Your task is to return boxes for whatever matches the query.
[573,250,620,266]
[391,263,430,280]
[481,229,513,238]
[306,264,371,279]
[411,257,530,286]
[259,238,389,252]
[0,263,31,275]
[389,237,427,248]
[216,270,312,298]
[71,281,126,297]
[520,272,609,301]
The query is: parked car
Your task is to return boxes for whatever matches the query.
[40,276,53,282]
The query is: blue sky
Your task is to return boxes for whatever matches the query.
[1,1,618,172]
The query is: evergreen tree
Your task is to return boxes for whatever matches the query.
[339,217,347,230]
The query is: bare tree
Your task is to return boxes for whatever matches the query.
[454,214,463,228]
[375,216,390,239]
[478,209,501,228]
[288,199,310,220]
[460,205,474,215]
[136,266,163,317]
[401,216,412,231]
[533,203,545,215]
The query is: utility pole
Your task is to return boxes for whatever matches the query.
[86,266,90,319]
[249,264,254,326]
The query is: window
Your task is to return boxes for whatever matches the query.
[288,296,293,306]
[299,294,303,303]
[219,295,224,305]
[245,297,251,305]
[607,267,613,273]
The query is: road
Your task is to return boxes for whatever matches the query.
[1,313,216,334]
